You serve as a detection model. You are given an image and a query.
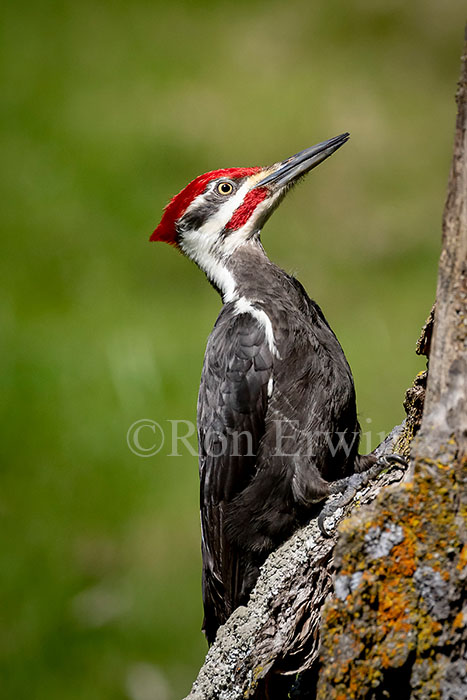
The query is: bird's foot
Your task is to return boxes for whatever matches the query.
[317,453,408,537]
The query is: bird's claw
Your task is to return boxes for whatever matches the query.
[375,453,408,469]
[318,453,408,537]
[318,476,361,538]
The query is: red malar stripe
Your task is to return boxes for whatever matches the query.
[226,188,268,230]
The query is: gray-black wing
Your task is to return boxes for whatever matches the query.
[197,306,273,644]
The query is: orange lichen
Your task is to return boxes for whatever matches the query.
[317,461,465,700]
[453,610,464,629]
[390,537,417,577]
[457,544,467,571]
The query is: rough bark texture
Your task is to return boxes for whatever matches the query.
[317,35,467,698]
[183,35,467,700]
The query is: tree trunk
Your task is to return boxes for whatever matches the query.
[183,32,467,700]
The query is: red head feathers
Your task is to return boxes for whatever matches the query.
[150,167,261,245]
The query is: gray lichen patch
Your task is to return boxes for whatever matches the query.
[363,522,405,560]
[334,572,364,601]
[414,565,451,620]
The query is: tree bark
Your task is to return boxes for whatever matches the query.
[183,33,467,700]
[317,31,467,699]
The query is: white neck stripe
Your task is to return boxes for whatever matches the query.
[234,297,280,358]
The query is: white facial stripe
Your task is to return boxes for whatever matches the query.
[178,181,251,301]
[234,297,280,358]
[179,179,282,302]
[196,181,251,237]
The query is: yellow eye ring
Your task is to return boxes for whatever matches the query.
[217,181,234,195]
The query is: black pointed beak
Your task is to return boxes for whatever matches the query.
[254,133,350,190]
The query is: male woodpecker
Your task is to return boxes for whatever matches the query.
[151,134,399,644]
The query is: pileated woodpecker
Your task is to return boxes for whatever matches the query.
[151,134,398,645]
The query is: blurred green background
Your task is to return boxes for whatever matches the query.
[1,1,464,698]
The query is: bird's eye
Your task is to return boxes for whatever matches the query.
[217,182,234,195]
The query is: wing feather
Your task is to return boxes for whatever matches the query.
[197,307,273,643]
